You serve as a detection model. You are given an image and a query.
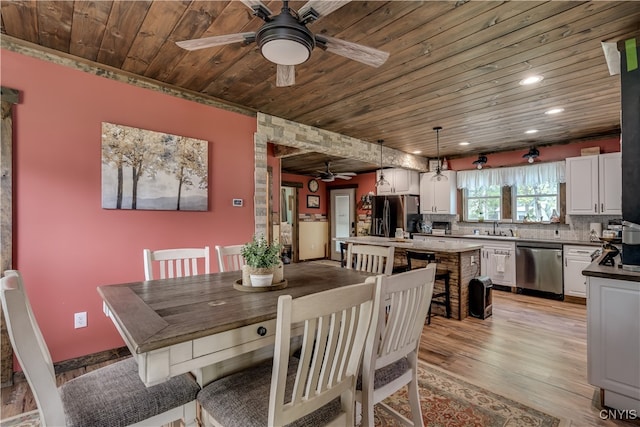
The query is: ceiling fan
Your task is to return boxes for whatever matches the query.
[176,0,390,87]
[314,161,356,182]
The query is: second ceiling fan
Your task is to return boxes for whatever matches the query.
[176,0,389,87]
[315,161,356,182]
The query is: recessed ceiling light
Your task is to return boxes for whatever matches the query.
[525,129,538,134]
[412,150,422,154]
[545,108,565,115]
[459,141,470,146]
[519,75,544,85]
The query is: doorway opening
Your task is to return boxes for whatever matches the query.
[280,182,301,263]
[330,188,355,262]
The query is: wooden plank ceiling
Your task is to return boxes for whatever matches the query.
[2,1,638,176]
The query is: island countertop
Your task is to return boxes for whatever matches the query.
[337,236,483,253]
[582,259,640,283]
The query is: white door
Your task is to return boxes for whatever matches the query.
[330,188,355,261]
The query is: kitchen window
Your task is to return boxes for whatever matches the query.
[513,182,559,222]
[465,185,501,221]
[457,161,565,223]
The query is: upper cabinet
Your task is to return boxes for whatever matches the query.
[566,153,621,215]
[419,171,457,214]
[375,168,420,195]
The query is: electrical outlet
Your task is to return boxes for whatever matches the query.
[471,255,475,264]
[74,312,87,329]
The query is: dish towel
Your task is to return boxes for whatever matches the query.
[495,254,507,273]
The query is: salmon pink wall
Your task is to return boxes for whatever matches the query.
[448,137,621,171]
[279,171,377,218]
[281,173,328,215]
[1,50,257,363]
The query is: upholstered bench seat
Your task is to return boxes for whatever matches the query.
[197,359,342,427]
[356,357,410,391]
[59,357,200,427]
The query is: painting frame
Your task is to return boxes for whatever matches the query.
[101,122,208,211]
[307,195,320,209]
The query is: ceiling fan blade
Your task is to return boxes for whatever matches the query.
[298,1,351,18]
[321,177,336,182]
[239,0,272,14]
[317,35,389,68]
[176,32,254,51]
[335,175,353,180]
[338,172,356,176]
[276,64,295,87]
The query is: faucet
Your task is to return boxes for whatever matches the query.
[493,221,499,236]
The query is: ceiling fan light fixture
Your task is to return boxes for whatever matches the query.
[255,8,315,65]
[473,154,488,170]
[523,147,540,163]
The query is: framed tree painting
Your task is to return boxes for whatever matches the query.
[101,122,208,211]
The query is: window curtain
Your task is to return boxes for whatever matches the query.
[456,161,565,190]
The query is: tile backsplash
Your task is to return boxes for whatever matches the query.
[421,214,621,242]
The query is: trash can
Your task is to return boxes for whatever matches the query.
[469,276,492,319]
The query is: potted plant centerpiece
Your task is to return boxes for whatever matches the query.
[241,235,282,287]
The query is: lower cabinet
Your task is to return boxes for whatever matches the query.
[587,276,640,411]
[298,222,328,260]
[563,245,594,298]
[480,242,516,287]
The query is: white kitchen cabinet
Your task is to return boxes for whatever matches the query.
[419,171,457,214]
[566,153,621,215]
[375,168,419,195]
[480,241,516,287]
[563,245,595,298]
[587,276,640,411]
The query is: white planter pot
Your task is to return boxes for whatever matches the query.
[249,273,274,287]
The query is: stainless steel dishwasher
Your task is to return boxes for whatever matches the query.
[515,241,563,297]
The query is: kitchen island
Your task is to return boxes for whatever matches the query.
[339,236,482,320]
[582,262,640,413]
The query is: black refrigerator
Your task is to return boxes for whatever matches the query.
[370,195,421,237]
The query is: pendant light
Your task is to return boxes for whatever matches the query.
[431,126,448,182]
[375,139,390,187]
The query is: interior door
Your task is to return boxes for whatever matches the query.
[280,185,299,263]
[330,188,355,261]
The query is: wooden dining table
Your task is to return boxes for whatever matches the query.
[98,262,375,387]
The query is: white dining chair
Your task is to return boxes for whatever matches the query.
[143,246,210,280]
[196,280,379,427]
[215,244,246,272]
[356,264,436,427]
[0,270,200,427]
[346,243,395,276]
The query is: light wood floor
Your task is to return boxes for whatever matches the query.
[420,290,636,426]
[1,290,637,426]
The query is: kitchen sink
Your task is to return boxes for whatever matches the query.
[460,234,518,240]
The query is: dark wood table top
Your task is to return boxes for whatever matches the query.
[98,262,374,354]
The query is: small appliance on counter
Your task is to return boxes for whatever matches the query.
[431,221,451,236]
[622,221,640,271]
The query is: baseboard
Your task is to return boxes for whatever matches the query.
[564,295,586,305]
[9,346,131,385]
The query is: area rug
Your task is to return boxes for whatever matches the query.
[1,363,563,427]
[374,361,564,427]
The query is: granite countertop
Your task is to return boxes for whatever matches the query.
[582,258,640,282]
[338,236,483,253]
[413,233,601,247]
